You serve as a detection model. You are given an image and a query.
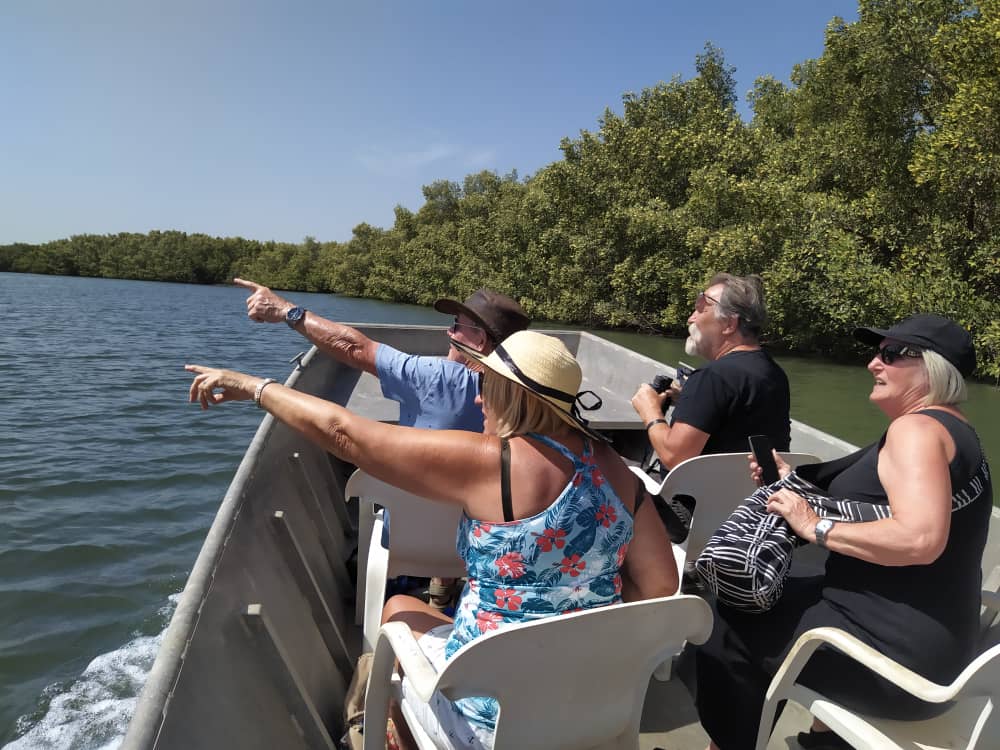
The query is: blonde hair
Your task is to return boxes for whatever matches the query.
[482,372,571,439]
[923,349,968,406]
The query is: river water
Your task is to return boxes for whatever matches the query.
[1,272,998,748]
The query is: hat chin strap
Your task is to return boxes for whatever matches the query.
[493,345,604,423]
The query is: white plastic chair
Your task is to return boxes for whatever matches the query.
[363,594,714,750]
[629,451,820,572]
[754,588,1000,750]
[344,469,467,653]
[632,452,819,682]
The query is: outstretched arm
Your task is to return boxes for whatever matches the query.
[186,364,496,506]
[233,278,379,375]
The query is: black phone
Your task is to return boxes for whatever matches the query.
[748,434,780,484]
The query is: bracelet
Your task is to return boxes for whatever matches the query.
[645,418,668,431]
[253,378,277,408]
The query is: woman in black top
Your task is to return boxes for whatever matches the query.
[694,314,992,750]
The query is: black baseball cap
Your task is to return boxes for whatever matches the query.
[853,314,976,376]
[434,289,529,345]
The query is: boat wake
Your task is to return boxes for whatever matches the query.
[3,595,180,750]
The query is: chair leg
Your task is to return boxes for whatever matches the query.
[363,518,390,652]
[355,504,375,626]
[363,635,403,750]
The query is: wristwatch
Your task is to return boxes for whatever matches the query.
[814,518,836,548]
[285,306,306,328]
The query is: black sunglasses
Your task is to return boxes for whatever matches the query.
[477,371,485,391]
[876,344,923,365]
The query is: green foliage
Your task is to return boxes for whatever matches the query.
[4,3,999,376]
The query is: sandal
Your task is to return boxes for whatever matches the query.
[428,577,459,611]
[386,718,401,750]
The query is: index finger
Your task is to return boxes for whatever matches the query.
[232,277,262,291]
[185,364,210,374]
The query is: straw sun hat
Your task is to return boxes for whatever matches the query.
[453,330,606,441]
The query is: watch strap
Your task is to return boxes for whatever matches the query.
[815,518,835,548]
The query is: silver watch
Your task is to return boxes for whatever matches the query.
[814,518,836,548]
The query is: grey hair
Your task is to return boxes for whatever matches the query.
[709,273,768,338]
[923,349,968,405]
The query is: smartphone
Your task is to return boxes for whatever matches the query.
[675,362,695,386]
[748,434,780,484]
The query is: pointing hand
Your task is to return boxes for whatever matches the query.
[233,277,292,324]
[185,364,260,409]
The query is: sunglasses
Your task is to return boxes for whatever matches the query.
[876,344,923,365]
[449,318,487,334]
[477,371,485,392]
[694,291,721,313]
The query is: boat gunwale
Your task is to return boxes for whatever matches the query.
[121,347,319,750]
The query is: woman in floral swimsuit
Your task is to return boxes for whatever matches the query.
[380,331,679,749]
[185,330,677,750]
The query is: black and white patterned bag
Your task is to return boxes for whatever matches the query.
[693,471,890,613]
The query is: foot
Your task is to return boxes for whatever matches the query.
[428,577,458,611]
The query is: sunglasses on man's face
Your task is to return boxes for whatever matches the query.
[449,318,486,334]
[694,291,721,313]
[876,344,923,365]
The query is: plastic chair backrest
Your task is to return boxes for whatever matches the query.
[435,594,714,750]
[345,469,467,578]
[662,452,819,563]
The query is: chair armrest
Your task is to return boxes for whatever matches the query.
[363,622,441,750]
[376,622,441,701]
[754,627,954,750]
[769,627,955,705]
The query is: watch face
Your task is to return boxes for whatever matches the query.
[815,518,834,545]
[286,306,306,325]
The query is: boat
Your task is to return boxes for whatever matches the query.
[120,324,999,750]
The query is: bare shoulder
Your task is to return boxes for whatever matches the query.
[883,411,955,461]
[592,441,638,497]
[886,410,958,441]
[593,440,628,472]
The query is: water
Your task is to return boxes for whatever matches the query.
[0,274,452,747]
[1,273,998,748]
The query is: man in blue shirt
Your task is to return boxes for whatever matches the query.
[233,278,529,432]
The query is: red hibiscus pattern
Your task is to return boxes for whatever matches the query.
[533,527,567,552]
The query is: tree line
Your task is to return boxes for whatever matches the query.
[3,0,998,377]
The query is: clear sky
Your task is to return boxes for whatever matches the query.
[1,1,858,246]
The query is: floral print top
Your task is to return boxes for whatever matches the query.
[443,433,634,730]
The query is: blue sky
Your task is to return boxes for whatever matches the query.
[1,1,858,246]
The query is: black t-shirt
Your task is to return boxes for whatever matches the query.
[670,349,790,454]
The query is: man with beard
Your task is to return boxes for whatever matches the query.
[630,273,791,472]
